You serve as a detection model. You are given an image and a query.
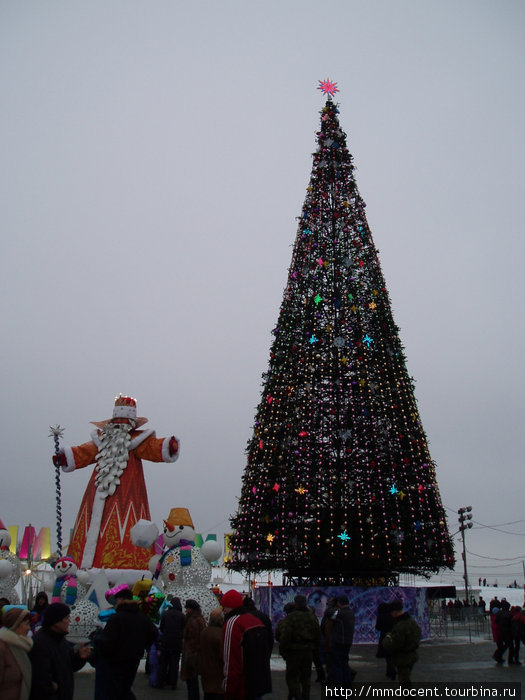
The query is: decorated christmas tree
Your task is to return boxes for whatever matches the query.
[228,81,454,584]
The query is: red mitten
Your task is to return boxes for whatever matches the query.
[168,437,179,456]
[52,453,67,467]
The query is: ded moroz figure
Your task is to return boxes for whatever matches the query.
[53,395,180,572]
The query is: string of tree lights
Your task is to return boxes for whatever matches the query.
[228,82,454,585]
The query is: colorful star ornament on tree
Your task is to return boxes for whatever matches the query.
[227,83,454,583]
[318,78,339,97]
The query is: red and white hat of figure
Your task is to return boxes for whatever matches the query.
[91,394,148,428]
[112,395,138,421]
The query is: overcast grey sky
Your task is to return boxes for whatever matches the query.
[1,1,524,587]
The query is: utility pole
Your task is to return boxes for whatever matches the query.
[458,506,473,600]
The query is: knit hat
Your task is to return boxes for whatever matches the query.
[42,602,70,628]
[2,607,30,630]
[53,555,78,573]
[220,589,243,609]
[170,596,183,611]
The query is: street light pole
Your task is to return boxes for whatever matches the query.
[458,506,473,601]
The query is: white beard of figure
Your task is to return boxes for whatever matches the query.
[94,422,134,498]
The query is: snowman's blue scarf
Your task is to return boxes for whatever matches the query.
[179,539,193,567]
[153,539,195,580]
[52,576,77,605]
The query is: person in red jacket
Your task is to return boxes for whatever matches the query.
[221,590,271,700]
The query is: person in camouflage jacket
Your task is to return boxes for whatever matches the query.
[382,600,421,687]
[279,595,321,700]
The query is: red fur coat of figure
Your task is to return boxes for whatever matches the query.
[63,428,179,570]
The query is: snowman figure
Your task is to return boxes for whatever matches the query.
[51,556,88,605]
[151,508,221,621]
[51,555,99,642]
[0,529,21,604]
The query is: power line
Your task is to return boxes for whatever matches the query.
[472,521,525,536]
[478,519,525,528]
[468,563,522,570]
[466,550,525,561]
[445,506,525,536]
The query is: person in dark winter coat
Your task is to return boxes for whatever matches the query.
[375,602,396,680]
[278,594,321,700]
[330,595,356,688]
[275,603,296,651]
[197,608,225,700]
[29,602,90,700]
[493,602,513,665]
[158,596,185,688]
[320,596,337,686]
[181,599,206,700]
[30,592,49,634]
[309,605,325,685]
[489,597,501,613]
[93,587,158,699]
[221,589,272,700]
[382,600,421,688]
[242,596,274,656]
[509,606,523,665]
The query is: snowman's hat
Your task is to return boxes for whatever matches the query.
[53,555,78,570]
[164,508,194,532]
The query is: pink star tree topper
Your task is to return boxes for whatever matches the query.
[318,78,339,97]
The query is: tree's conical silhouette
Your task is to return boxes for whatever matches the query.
[229,94,454,584]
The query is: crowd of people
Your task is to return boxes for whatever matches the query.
[0,587,274,700]
[489,598,525,666]
[441,594,525,666]
[149,588,274,699]
[443,596,488,619]
[0,595,90,700]
[274,594,421,695]
[0,588,424,699]
[477,578,522,589]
